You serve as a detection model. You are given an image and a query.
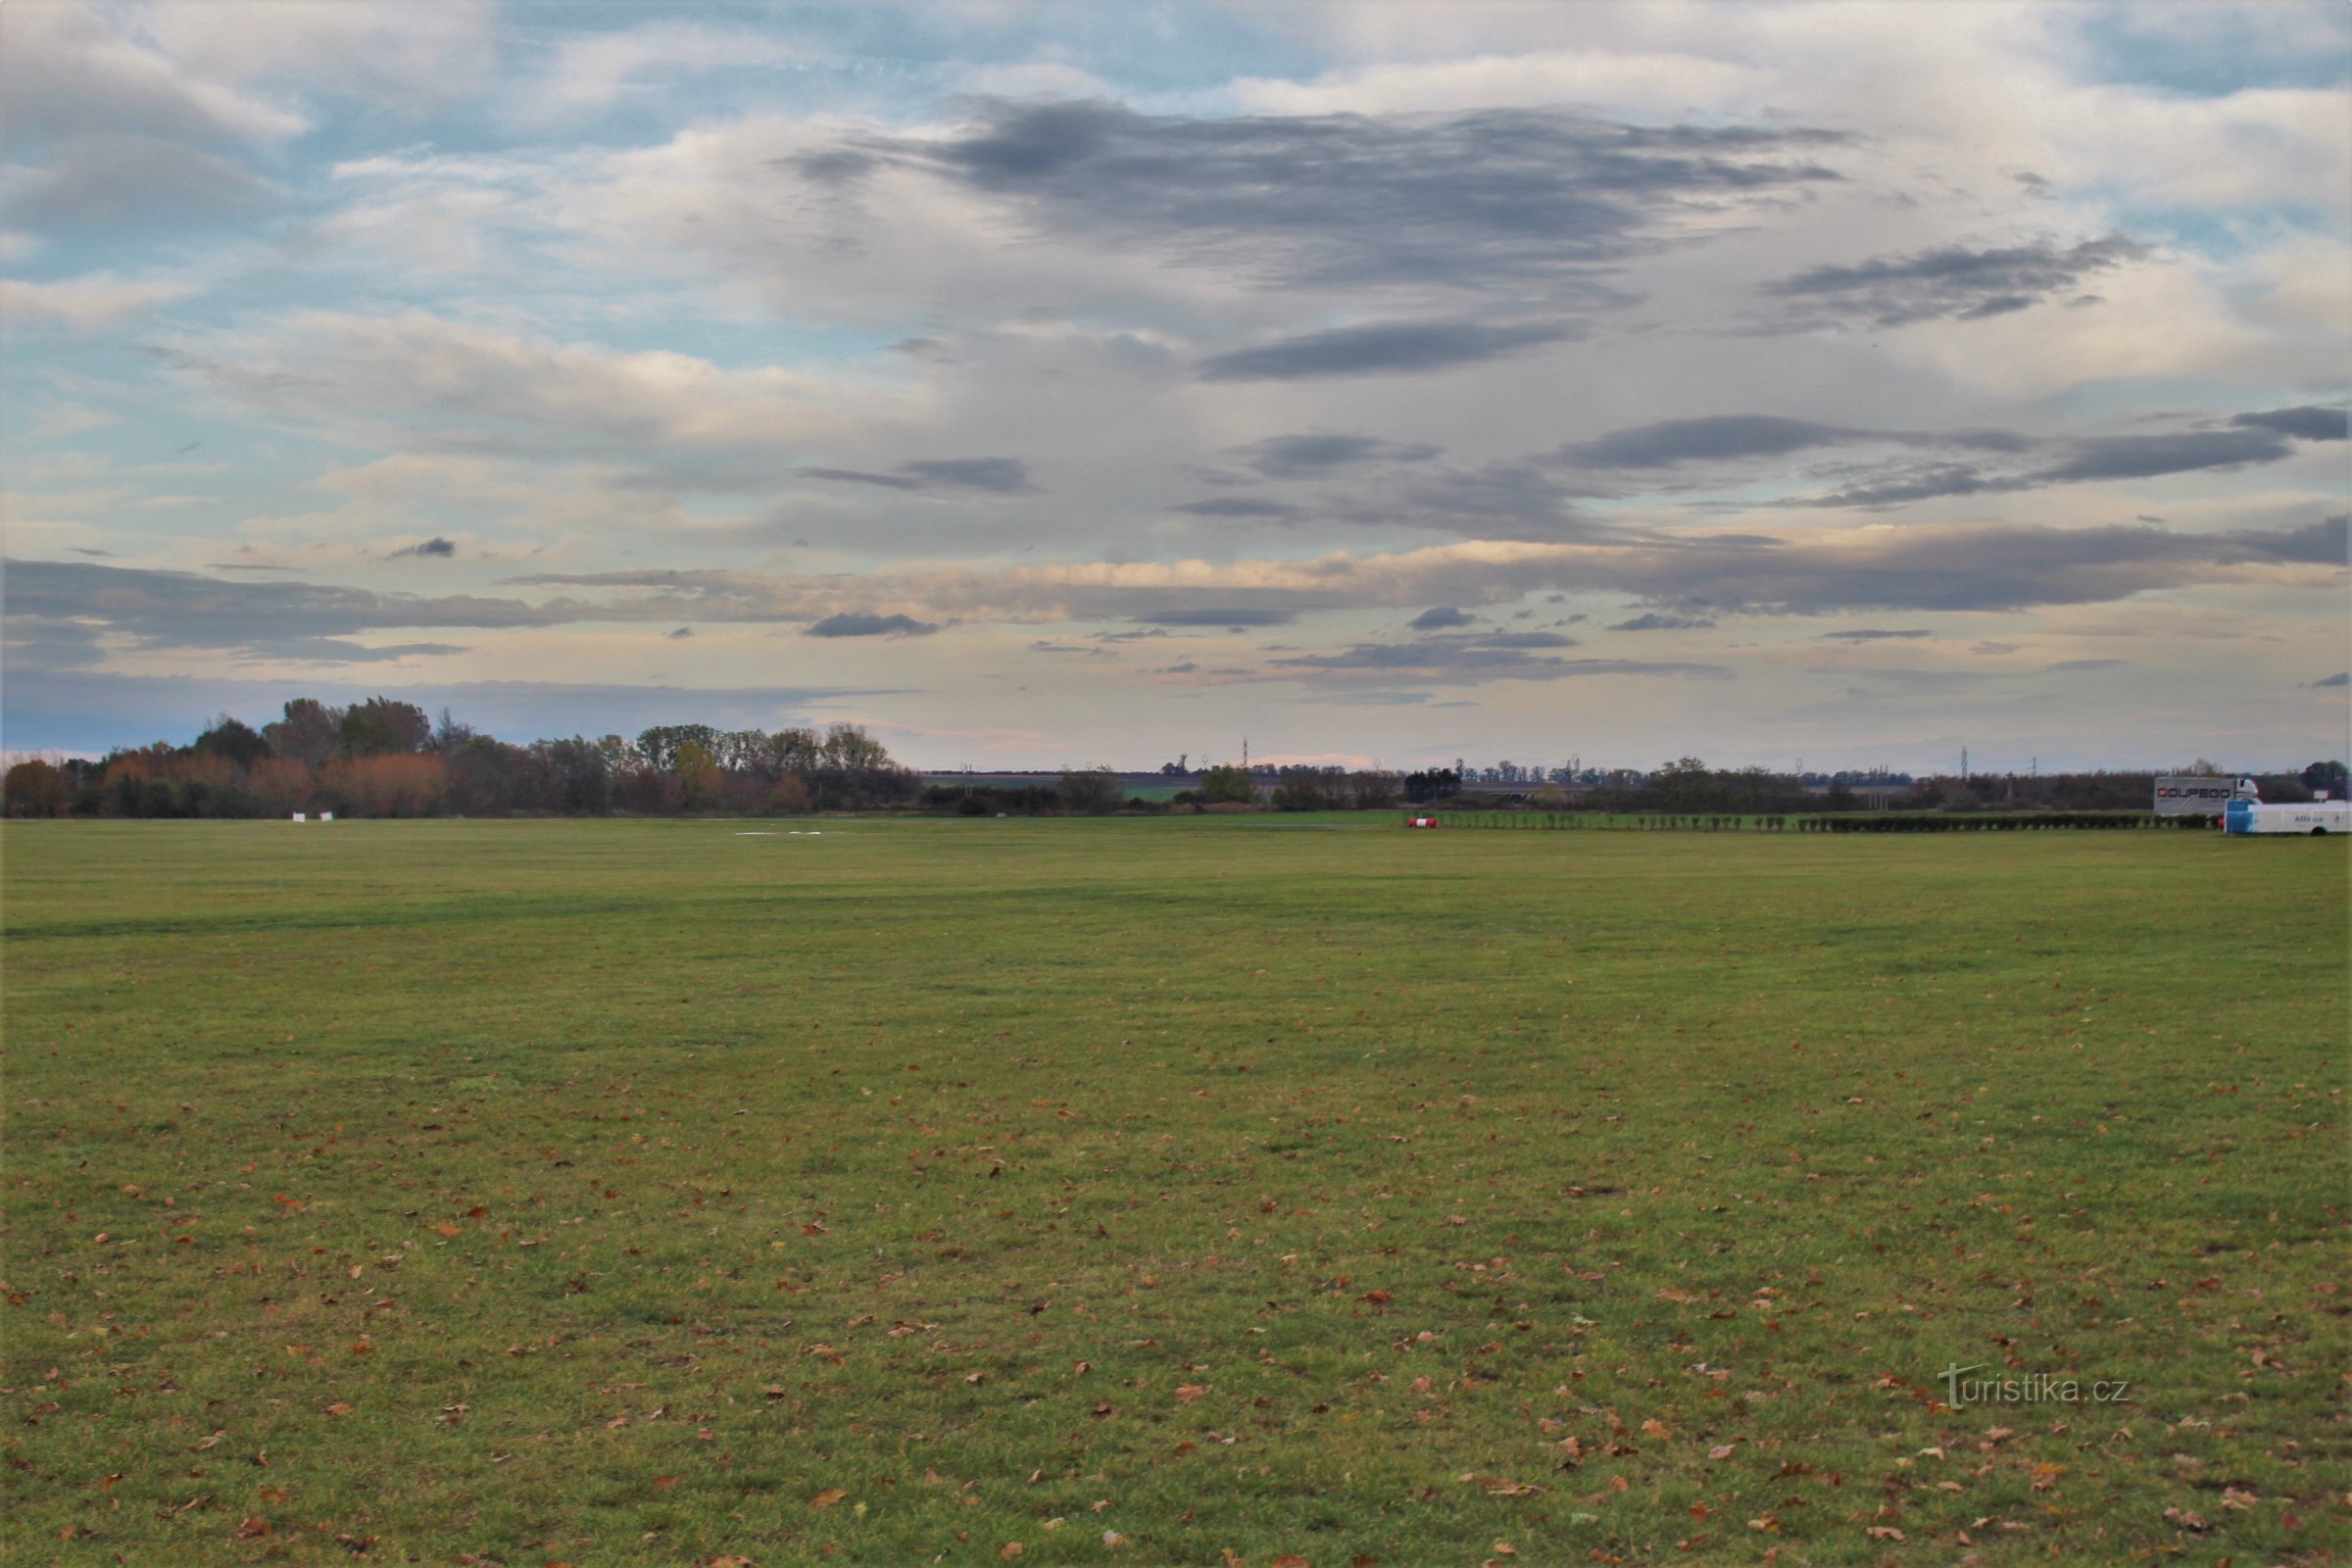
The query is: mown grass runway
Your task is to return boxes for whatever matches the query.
[4,818,2344,1566]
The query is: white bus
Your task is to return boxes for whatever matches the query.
[2224,797,2349,835]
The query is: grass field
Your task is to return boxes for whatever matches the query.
[4,819,2344,1567]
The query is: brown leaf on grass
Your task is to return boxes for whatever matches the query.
[257,1487,289,1504]
[706,1557,756,1568]
[1641,1418,1671,1439]
[323,1402,353,1416]
[1708,1445,1736,1459]
[234,1516,270,1539]
[1358,1290,1392,1304]
[1274,1557,1311,1568]
[654,1477,677,1490]
[1000,1545,1024,1561]
[1176,1384,1209,1403]
[2222,1487,2258,1510]
[2163,1506,2207,1531]
[1864,1526,1905,1541]
[1220,1550,1247,1568]
[433,1222,462,1237]
[809,1489,847,1509]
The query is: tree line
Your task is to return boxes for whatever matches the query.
[1,698,917,818]
[7,708,2342,822]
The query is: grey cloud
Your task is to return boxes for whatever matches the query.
[1560,414,2032,471]
[245,638,469,663]
[1198,319,1577,381]
[1273,636,1727,686]
[2232,405,2347,442]
[1764,235,2145,326]
[1168,497,1307,519]
[389,536,458,559]
[800,466,923,491]
[1472,631,1579,648]
[1565,416,1859,469]
[4,133,274,233]
[1608,612,1715,631]
[1132,607,1296,627]
[1815,628,1932,642]
[1408,606,1475,630]
[6,558,574,666]
[1803,464,2022,508]
[806,612,939,638]
[1309,690,1437,707]
[902,458,1032,493]
[1352,462,1593,541]
[2035,427,2291,483]
[853,100,1846,293]
[1237,432,1442,478]
[2310,671,2350,688]
[1150,662,1199,674]
[2244,514,2347,564]
[802,457,1032,494]
[665,626,694,639]
[1800,423,2330,509]
[1581,516,2347,614]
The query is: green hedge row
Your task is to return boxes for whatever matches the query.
[1422,810,2196,832]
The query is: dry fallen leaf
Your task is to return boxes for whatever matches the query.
[809,1489,847,1510]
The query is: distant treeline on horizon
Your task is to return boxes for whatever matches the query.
[3,696,2343,820]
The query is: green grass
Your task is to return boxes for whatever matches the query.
[4,818,2344,1567]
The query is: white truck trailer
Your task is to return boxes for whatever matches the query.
[2153,775,2259,819]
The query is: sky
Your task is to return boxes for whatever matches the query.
[3,0,2347,774]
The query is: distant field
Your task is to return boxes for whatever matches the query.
[4,819,2344,1566]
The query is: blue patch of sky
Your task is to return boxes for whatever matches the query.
[2086,197,2338,262]
[2072,4,2349,97]
[480,1,1324,132]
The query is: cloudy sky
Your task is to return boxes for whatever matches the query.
[5,1,2347,771]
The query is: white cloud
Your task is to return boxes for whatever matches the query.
[0,0,305,144]
[0,271,199,332]
[150,310,871,461]
[137,0,498,108]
